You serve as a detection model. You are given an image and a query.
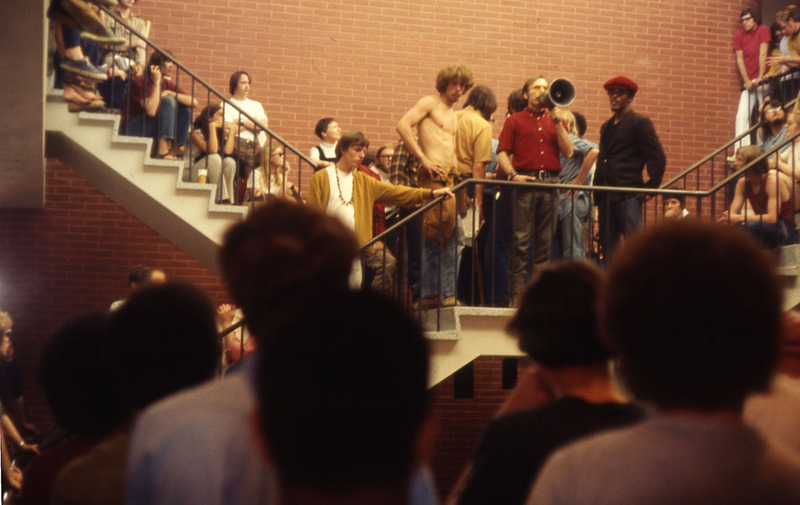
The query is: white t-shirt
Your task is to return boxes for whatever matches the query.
[310,141,337,163]
[324,166,360,288]
[223,97,267,147]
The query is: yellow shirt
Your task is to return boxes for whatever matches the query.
[789,30,800,56]
[455,106,494,177]
[307,169,433,253]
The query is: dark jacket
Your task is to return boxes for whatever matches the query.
[594,109,666,200]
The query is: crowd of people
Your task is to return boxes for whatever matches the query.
[23,1,800,503]
[3,203,800,505]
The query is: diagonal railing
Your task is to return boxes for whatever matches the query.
[95,5,317,205]
[662,70,800,195]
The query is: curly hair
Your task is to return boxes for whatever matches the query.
[435,63,474,94]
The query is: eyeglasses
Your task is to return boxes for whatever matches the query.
[530,85,548,92]
[607,89,628,97]
[741,16,753,23]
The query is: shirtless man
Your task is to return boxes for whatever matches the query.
[396,63,474,307]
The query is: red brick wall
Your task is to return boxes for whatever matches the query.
[136,0,757,192]
[14,0,761,497]
[429,357,520,500]
[0,160,229,425]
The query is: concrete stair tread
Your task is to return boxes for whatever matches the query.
[45,94,246,273]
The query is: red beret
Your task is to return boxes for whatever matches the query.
[603,76,638,93]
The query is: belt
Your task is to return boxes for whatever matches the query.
[522,170,560,180]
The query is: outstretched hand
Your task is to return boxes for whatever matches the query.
[432,188,455,199]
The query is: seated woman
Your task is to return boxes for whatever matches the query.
[189,105,236,204]
[722,145,796,248]
[245,144,301,203]
[309,117,341,171]
[121,51,198,160]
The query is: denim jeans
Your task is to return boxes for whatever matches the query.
[479,187,512,305]
[598,195,642,262]
[555,191,590,259]
[123,95,191,149]
[742,220,789,249]
[421,215,462,299]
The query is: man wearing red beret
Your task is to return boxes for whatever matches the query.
[593,75,666,262]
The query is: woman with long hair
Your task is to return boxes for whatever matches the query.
[245,144,301,203]
[189,104,236,204]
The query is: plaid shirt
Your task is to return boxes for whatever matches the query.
[388,140,420,188]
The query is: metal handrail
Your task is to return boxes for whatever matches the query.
[96,5,318,192]
[662,70,800,189]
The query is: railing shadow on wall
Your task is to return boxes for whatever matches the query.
[96,5,316,208]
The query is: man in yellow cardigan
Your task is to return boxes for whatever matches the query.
[308,131,453,289]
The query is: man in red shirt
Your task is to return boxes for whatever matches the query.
[734,8,771,147]
[496,76,573,307]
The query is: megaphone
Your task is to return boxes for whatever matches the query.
[543,78,576,109]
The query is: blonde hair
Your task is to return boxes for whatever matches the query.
[435,63,474,93]
[560,110,578,136]
[258,144,292,196]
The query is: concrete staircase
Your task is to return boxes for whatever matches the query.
[44,91,517,387]
[44,90,247,274]
[47,89,800,389]
[779,244,800,311]
[421,307,520,386]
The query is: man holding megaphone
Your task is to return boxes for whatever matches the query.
[497,76,574,308]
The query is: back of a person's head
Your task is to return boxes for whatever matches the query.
[602,220,782,411]
[256,291,429,492]
[220,200,358,341]
[508,260,609,368]
[39,312,126,439]
[106,282,219,412]
[0,311,11,334]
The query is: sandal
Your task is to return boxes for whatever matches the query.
[157,153,181,161]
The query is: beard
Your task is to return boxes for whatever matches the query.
[770,116,787,128]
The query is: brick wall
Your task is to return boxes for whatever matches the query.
[136,0,756,193]
[429,357,520,500]
[7,0,761,498]
[0,160,229,425]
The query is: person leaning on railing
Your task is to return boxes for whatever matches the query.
[720,145,796,248]
[121,51,198,160]
[189,104,236,204]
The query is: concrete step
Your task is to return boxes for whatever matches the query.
[45,90,246,273]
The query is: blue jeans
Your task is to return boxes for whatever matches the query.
[123,95,191,149]
[554,191,590,259]
[421,216,462,299]
[742,221,789,249]
[598,196,642,263]
[479,187,512,305]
